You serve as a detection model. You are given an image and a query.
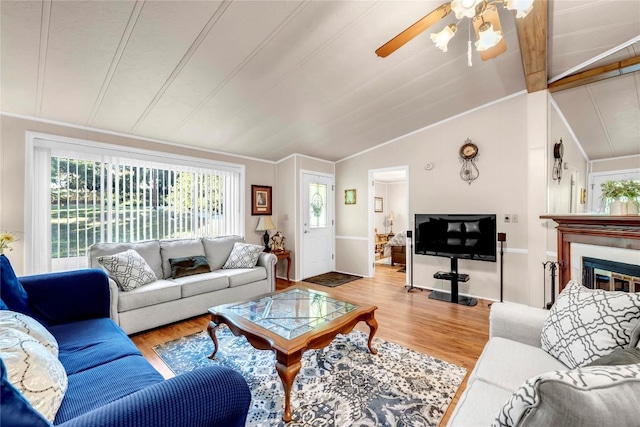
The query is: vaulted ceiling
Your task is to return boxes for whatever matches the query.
[1,1,638,162]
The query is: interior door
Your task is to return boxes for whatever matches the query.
[301,172,334,279]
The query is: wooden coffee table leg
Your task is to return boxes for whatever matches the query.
[207,321,220,360]
[275,353,302,423]
[365,316,379,355]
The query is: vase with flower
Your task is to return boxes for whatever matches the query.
[0,231,17,255]
[601,180,640,215]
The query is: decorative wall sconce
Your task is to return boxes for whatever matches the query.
[459,138,479,185]
[552,139,563,184]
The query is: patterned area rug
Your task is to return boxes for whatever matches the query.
[303,271,362,287]
[154,326,466,426]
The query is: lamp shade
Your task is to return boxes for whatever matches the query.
[451,0,483,19]
[388,211,395,222]
[430,24,457,52]
[256,216,276,231]
[505,0,534,18]
[475,22,502,51]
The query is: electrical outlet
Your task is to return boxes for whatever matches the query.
[512,214,518,223]
[504,215,511,223]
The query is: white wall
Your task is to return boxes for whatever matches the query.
[590,155,640,174]
[335,92,552,306]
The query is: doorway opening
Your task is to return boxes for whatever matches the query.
[368,167,409,281]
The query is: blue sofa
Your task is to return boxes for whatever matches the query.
[0,258,251,426]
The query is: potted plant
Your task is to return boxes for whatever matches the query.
[600,180,640,215]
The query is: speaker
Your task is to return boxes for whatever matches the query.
[406,230,414,291]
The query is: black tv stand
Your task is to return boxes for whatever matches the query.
[429,257,478,306]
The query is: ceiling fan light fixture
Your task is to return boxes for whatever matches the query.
[504,0,534,18]
[475,22,502,51]
[451,0,483,19]
[430,24,457,52]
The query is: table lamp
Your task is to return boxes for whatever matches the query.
[256,216,276,251]
[388,211,395,234]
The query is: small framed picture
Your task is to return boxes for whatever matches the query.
[345,189,356,205]
[374,197,383,212]
[252,185,272,215]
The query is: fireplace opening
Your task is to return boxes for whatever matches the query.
[582,257,640,293]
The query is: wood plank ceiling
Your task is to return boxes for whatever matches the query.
[1,0,638,162]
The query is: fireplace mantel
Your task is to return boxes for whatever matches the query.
[540,214,640,290]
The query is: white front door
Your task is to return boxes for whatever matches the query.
[301,172,334,279]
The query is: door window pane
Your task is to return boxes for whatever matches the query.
[309,183,327,228]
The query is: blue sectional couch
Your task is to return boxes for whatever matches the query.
[0,256,251,426]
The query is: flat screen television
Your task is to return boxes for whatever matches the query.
[414,214,497,262]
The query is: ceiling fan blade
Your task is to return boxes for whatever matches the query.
[473,4,507,61]
[375,3,452,58]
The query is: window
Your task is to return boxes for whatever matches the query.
[26,134,244,273]
[308,182,328,228]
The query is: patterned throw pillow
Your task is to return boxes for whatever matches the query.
[0,327,68,422]
[97,249,157,291]
[0,311,58,356]
[222,242,264,269]
[540,280,640,368]
[493,364,640,427]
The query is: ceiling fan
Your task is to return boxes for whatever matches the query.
[375,0,535,63]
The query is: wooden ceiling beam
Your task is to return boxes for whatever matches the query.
[515,0,548,93]
[548,55,640,93]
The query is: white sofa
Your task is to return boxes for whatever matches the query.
[88,235,276,334]
[448,300,640,426]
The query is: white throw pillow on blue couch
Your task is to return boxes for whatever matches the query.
[0,312,68,422]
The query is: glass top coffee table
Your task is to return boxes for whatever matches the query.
[207,287,378,423]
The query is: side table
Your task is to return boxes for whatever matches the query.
[272,250,291,282]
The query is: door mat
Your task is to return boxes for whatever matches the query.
[154,326,467,427]
[303,271,362,287]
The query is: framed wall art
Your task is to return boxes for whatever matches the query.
[345,189,356,205]
[374,197,383,212]
[251,185,272,215]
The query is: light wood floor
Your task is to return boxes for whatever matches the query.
[131,262,491,425]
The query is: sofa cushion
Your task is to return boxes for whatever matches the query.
[493,364,640,427]
[173,272,229,298]
[0,311,58,356]
[222,267,268,288]
[54,355,164,424]
[0,327,68,422]
[472,337,567,392]
[118,279,181,312]
[585,347,640,367]
[89,240,163,280]
[222,242,263,269]
[160,238,205,278]
[202,235,245,270]
[0,255,38,320]
[448,378,514,427]
[97,249,157,292]
[541,280,640,369]
[170,255,211,279]
[0,359,50,427]
[49,318,143,375]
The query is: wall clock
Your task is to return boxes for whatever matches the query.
[460,141,478,160]
[459,138,479,185]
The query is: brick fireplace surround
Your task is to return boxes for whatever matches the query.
[541,215,640,291]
